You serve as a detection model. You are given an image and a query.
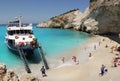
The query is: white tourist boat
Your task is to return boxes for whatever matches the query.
[5,16,38,56]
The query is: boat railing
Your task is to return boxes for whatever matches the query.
[7,24,29,27]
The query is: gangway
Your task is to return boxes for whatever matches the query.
[38,45,49,69]
[17,47,31,73]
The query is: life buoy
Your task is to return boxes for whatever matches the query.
[29,35,32,38]
[15,36,19,39]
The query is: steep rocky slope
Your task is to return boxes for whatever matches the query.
[37,0,120,35]
[37,9,83,29]
[80,0,120,34]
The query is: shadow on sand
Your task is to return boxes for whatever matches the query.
[102,34,120,44]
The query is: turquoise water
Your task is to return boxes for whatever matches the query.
[0,24,90,67]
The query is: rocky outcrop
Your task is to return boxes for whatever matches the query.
[20,74,40,81]
[80,0,120,34]
[0,64,19,81]
[37,0,120,35]
[0,64,40,81]
[37,9,83,29]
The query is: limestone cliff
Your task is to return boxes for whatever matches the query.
[0,64,40,81]
[37,9,83,29]
[80,0,120,34]
[37,0,120,35]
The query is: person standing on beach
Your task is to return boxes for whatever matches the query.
[61,57,65,63]
[40,66,47,77]
[113,58,118,67]
[89,53,92,57]
[100,64,106,76]
[72,56,77,62]
[94,45,96,50]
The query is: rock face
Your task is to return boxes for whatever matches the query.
[81,0,120,34]
[0,64,40,81]
[3,69,19,81]
[0,64,19,81]
[37,0,120,35]
[20,74,40,81]
[37,9,83,29]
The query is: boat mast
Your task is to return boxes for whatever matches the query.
[18,16,23,27]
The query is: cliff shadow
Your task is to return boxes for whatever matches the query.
[101,33,120,44]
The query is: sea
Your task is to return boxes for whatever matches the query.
[0,24,90,68]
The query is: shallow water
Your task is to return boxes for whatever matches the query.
[0,24,90,68]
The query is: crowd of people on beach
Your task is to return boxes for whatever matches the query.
[60,42,99,65]
[112,52,120,67]
[61,37,120,77]
[61,55,79,65]
[40,37,120,78]
[99,38,120,76]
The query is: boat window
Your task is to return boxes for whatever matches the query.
[24,30,28,34]
[9,30,33,34]
[8,23,19,27]
[8,20,20,27]
[8,30,15,35]
[29,30,33,34]
[24,30,33,34]
[20,30,24,34]
[8,39,15,46]
[16,30,20,34]
[8,31,12,35]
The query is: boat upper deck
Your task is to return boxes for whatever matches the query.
[7,16,33,31]
[7,25,33,31]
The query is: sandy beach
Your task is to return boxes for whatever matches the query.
[14,35,120,81]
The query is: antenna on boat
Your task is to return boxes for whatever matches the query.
[19,16,23,27]
[15,16,23,27]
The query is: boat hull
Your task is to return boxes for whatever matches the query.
[6,43,35,56]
